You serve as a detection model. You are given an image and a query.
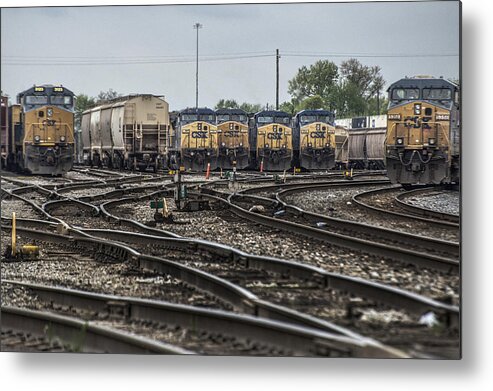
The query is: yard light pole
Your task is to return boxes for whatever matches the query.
[193,22,203,109]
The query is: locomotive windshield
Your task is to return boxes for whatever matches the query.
[51,95,73,106]
[181,114,198,122]
[300,115,316,124]
[423,88,452,100]
[258,116,273,123]
[232,114,247,123]
[391,88,420,100]
[25,95,49,105]
[276,117,290,124]
[217,114,230,122]
[199,114,214,121]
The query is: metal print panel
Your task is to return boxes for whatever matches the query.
[0,0,460,359]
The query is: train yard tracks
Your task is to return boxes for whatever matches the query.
[1,169,460,358]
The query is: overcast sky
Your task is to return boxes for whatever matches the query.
[1,1,460,110]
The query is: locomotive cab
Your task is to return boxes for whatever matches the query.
[253,110,293,171]
[174,108,218,171]
[385,77,460,186]
[294,109,336,170]
[215,108,250,169]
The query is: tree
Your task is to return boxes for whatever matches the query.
[214,99,262,113]
[74,94,96,130]
[239,102,262,113]
[287,60,339,105]
[215,99,239,109]
[97,88,121,103]
[287,58,386,118]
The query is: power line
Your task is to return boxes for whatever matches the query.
[2,54,275,66]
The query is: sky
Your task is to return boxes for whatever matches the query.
[1,1,460,111]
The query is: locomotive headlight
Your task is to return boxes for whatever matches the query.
[221,142,226,147]
[206,151,211,156]
[308,142,313,147]
[47,108,53,117]
[190,151,195,156]
[60,136,66,142]
[282,144,286,149]
[428,138,436,145]
[34,135,41,143]
[396,137,404,145]
[414,104,422,115]
[239,142,243,147]
[264,143,269,148]
[325,143,330,147]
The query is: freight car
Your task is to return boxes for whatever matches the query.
[293,109,336,170]
[384,76,460,186]
[169,107,218,171]
[251,110,293,171]
[334,115,386,169]
[81,94,170,171]
[5,85,75,175]
[1,96,9,168]
[215,108,250,169]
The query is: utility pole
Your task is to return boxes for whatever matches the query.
[276,49,280,110]
[193,22,202,109]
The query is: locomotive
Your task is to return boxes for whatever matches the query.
[169,107,218,171]
[384,76,460,186]
[294,109,336,170]
[215,108,250,169]
[4,85,75,175]
[251,110,293,171]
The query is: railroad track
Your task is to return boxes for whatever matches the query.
[1,172,458,358]
[352,187,459,230]
[2,280,403,357]
[198,190,459,274]
[1,305,192,354]
[394,187,459,224]
[273,182,459,259]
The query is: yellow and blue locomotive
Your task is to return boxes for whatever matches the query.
[294,109,336,170]
[384,77,460,186]
[215,108,250,169]
[252,110,293,171]
[170,107,218,171]
[9,85,75,175]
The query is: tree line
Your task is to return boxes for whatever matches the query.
[215,58,388,118]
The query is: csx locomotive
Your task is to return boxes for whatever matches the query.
[215,108,250,169]
[251,110,293,171]
[6,85,75,175]
[294,109,336,170]
[170,107,218,171]
[384,76,460,186]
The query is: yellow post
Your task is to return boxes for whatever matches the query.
[350,168,353,178]
[163,197,169,217]
[11,212,16,256]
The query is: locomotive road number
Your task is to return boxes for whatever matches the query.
[310,131,326,138]
[436,114,450,121]
[192,131,208,138]
[224,131,240,137]
[267,132,283,140]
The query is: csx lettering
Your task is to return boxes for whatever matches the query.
[192,131,207,138]
[310,131,326,138]
[267,132,282,140]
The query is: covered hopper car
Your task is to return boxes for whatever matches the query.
[81,94,170,171]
